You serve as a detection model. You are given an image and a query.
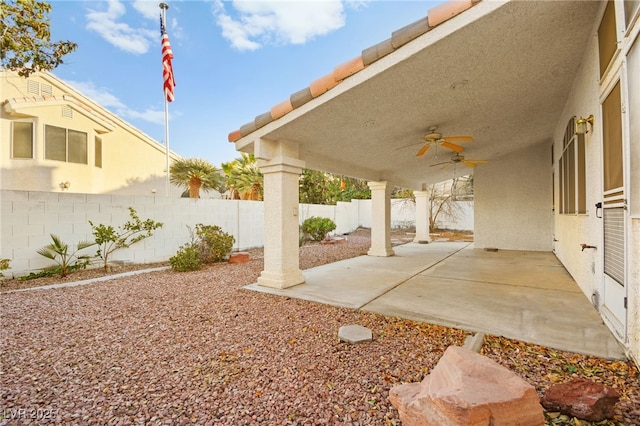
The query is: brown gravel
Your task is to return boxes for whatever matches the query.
[1,229,638,425]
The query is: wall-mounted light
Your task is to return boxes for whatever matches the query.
[59,181,70,191]
[575,114,594,135]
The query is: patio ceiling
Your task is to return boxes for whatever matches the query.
[232,1,601,189]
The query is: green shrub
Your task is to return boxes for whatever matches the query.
[169,243,202,272]
[0,259,11,277]
[301,216,337,241]
[170,224,235,272]
[89,207,163,271]
[195,224,235,263]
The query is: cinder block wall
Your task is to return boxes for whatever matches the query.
[1,190,472,277]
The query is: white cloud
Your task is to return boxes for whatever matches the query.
[85,0,157,54]
[214,0,347,51]
[67,80,165,126]
[132,0,161,20]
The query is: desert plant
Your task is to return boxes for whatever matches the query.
[0,259,10,277]
[89,208,163,271]
[36,234,95,278]
[170,224,235,272]
[195,224,235,263]
[301,217,337,242]
[169,243,202,272]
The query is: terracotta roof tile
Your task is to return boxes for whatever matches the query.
[239,121,258,136]
[334,56,365,81]
[271,99,293,120]
[391,16,432,48]
[228,129,243,142]
[428,0,472,27]
[309,72,339,98]
[362,39,394,65]
[290,88,313,109]
[227,0,480,143]
[255,111,274,129]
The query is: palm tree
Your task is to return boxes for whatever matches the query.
[221,153,263,200]
[170,158,223,198]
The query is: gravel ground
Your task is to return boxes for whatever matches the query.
[1,229,638,425]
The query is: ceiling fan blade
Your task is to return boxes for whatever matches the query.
[467,159,488,164]
[430,161,450,167]
[440,141,464,152]
[463,161,477,168]
[416,144,431,157]
[443,136,473,143]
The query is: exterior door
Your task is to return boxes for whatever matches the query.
[600,81,627,339]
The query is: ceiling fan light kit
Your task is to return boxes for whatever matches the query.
[415,128,473,157]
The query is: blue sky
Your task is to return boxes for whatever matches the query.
[48,1,444,166]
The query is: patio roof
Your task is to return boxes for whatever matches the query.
[228,0,601,189]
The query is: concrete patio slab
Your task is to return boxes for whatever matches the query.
[245,242,626,360]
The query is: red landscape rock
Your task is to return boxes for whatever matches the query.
[389,346,544,426]
[541,377,620,422]
[228,252,251,264]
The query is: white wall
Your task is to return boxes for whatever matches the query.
[1,191,468,277]
[474,142,553,251]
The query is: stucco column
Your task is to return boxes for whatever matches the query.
[413,190,432,243]
[256,141,305,289]
[367,181,394,257]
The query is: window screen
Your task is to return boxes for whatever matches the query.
[12,122,34,159]
[45,125,66,161]
[68,130,88,164]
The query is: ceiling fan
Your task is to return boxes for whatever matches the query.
[431,153,488,169]
[416,128,473,157]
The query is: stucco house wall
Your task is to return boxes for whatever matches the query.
[1,71,182,196]
[551,3,639,364]
[474,142,552,251]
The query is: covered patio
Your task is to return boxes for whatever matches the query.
[228,0,639,364]
[247,241,625,360]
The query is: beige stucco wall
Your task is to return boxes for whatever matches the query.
[1,71,182,196]
[474,142,552,251]
[551,2,639,365]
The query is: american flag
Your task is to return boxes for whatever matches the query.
[160,16,175,102]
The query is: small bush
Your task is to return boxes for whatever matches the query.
[0,259,11,277]
[301,217,337,241]
[169,243,202,272]
[195,224,235,263]
[170,224,235,272]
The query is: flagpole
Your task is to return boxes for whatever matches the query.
[160,2,170,197]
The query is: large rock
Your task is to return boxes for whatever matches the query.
[541,378,620,422]
[389,346,544,426]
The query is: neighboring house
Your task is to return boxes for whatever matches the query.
[228,1,639,365]
[1,70,182,196]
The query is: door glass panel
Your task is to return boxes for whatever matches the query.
[602,82,623,191]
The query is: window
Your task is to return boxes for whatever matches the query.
[95,136,102,168]
[598,1,618,78]
[12,122,34,159]
[44,125,88,164]
[68,130,87,164]
[624,0,640,28]
[559,117,586,214]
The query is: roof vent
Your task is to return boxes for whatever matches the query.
[27,80,39,94]
[42,84,53,96]
[62,106,73,118]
